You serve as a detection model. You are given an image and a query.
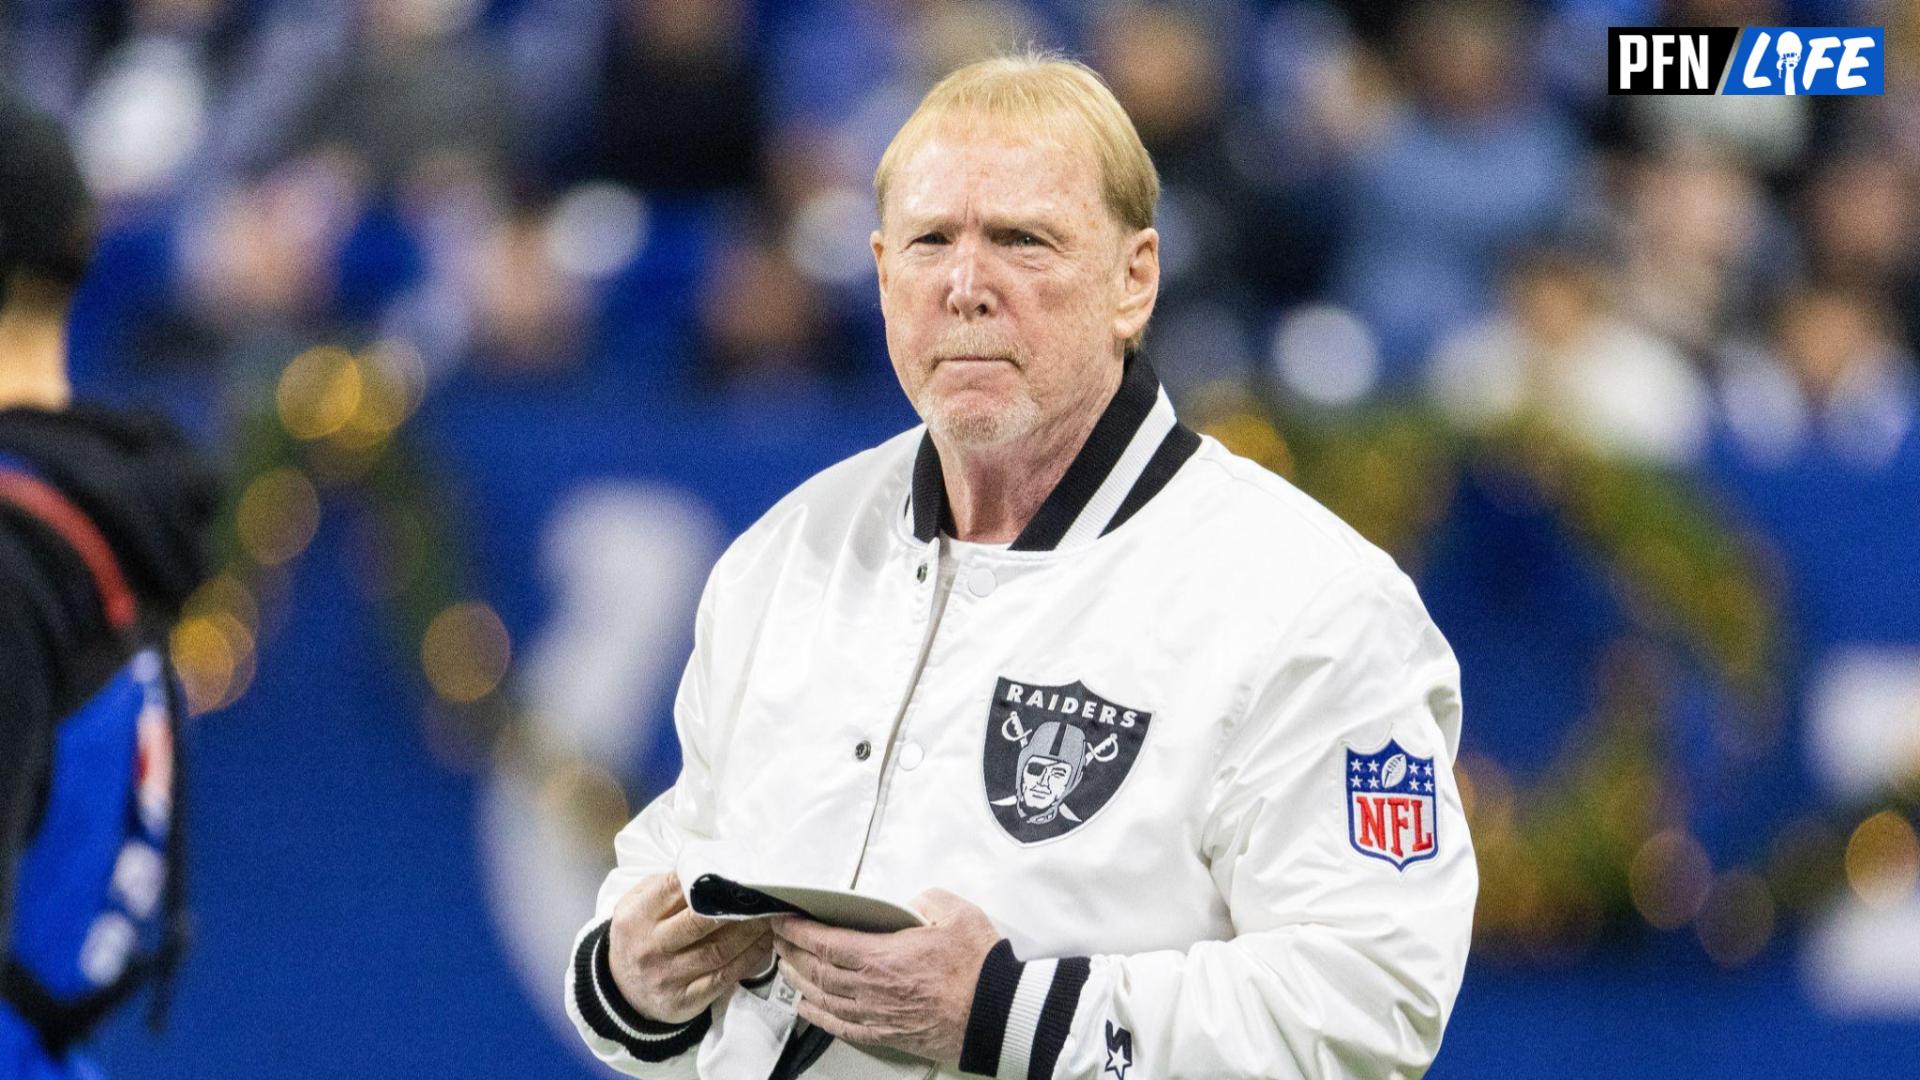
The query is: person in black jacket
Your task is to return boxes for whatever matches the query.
[0,89,219,1077]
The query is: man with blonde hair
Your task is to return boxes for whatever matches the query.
[565,52,1475,1079]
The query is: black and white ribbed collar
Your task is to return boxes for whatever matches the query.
[906,351,1201,552]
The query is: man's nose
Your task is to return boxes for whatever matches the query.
[944,237,996,319]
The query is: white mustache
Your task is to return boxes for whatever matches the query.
[931,328,1022,367]
[929,343,1021,368]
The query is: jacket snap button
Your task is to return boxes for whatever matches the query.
[967,567,997,598]
[898,742,924,771]
[854,740,871,761]
[915,563,928,582]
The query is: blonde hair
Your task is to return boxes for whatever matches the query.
[873,51,1160,235]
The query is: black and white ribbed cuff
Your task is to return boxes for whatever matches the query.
[958,940,1091,1080]
[572,920,710,1062]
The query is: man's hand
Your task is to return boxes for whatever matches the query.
[771,888,1002,1064]
[607,872,775,1025]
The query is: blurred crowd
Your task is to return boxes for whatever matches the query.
[0,0,1911,478]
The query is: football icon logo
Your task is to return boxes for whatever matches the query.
[1380,753,1407,790]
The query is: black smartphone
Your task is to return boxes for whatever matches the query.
[687,874,812,919]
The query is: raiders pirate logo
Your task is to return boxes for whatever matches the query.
[984,678,1150,843]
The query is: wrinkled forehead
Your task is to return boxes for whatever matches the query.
[884,112,1109,227]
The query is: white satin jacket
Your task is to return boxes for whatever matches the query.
[565,355,1477,1080]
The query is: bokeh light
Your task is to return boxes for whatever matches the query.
[365,338,428,420]
[181,573,260,636]
[276,346,364,440]
[1629,828,1714,930]
[169,609,256,715]
[234,467,321,566]
[421,601,512,704]
[545,182,650,281]
[536,755,632,848]
[329,341,429,451]
[1270,303,1382,407]
[1845,811,1920,909]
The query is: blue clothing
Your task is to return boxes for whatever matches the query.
[1332,108,1578,376]
[0,426,202,1080]
[2,650,177,1080]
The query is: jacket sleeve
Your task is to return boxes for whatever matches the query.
[958,560,1478,1080]
[563,571,725,1078]
[0,501,121,966]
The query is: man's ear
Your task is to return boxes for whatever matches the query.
[871,229,888,295]
[1113,228,1159,344]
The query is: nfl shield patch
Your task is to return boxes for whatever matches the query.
[1345,739,1439,869]
[984,678,1150,844]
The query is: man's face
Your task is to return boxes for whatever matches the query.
[872,120,1157,448]
[1021,755,1075,810]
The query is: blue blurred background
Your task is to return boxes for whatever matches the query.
[6,0,1920,1075]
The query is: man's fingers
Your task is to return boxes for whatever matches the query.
[653,904,727,954]
[633,872,684,919]
[682,931,776,1003]
[674,919,773,974]
[774,936,864,1000]
[771,916,872,971]
[705,918,775,957]
[794,994,882,1047]
[793,995,846,1038]
[779,950,863,1015]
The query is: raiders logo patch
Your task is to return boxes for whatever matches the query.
[984,678,1150,843]
[1346,739,1439,869]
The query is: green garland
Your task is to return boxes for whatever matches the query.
[1189,380,1913,966]
[176,340,579,797]
[177,344,1918,968]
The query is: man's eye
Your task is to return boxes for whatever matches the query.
[911,233,948,246]
[1010,232,1042,247]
